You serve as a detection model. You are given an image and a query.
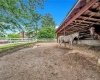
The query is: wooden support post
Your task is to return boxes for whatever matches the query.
[64,28,66,36]
[56,34,58,43]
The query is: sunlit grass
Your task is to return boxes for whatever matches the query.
[0,42,33,49]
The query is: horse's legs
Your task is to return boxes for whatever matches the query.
[60,40,62,47]
[58,39,60,47]
[64,42,66,47]
[77,37,80,44]
[69,41,73,49]
[71,41,73,48]
[60,42,61,46]
[69,42,71,48]
[74,38,78,44]
[74,40,77,44]
[58,39,61,47]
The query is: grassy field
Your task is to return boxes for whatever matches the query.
[0,42,36,57]
[0,42,31,49]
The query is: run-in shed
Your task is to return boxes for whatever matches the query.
[56,0,100,40]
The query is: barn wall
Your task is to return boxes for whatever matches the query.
[78,40,100,46]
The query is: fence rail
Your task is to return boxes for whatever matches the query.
[37,38,56,42]
[0,38,36,45]
[0,38,56,44]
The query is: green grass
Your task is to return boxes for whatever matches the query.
[0,42,31,49]
[0,42,35,57]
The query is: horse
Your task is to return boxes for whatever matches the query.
[58,32,79,48]
[89,27,98,40]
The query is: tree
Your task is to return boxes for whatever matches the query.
[41,14,56,28]
[25,11,42,37]
[0,0,45,34]
[37,27,55,38]
[7,33,21,38]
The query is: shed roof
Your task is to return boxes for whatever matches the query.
[56,0,100,35]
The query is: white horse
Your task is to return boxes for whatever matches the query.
[58,32,79,48]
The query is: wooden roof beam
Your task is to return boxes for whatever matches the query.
[89,8,100,12]
[61,19,90,34]
[81,15,100,19]
[79,16,100,21]
[90,2,100,9]
[60,24,89,34]
[96,6,100,11]
[65,26,88,34]
[79,10,100,23]
[67,27,85,32]
[75,20,90,23]
[70,9,99,26]
[74,22,90,26]
[60,20,90,33]
[66,28,86,35]
[82,9,100,17]
[72,21,90,25]
[86,10,100,16]
[75,19,99,24]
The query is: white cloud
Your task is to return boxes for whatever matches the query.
[56,25,59,29]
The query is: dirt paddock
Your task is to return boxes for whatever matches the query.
[0,42,100,80]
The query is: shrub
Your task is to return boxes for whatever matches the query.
[37,27,55,39]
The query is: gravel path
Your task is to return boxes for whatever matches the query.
[0,42,100,80]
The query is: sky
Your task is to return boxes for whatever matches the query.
[6,0,77,34]
[38,0,77,28]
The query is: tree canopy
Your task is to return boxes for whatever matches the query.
[41,14,56,28]
[0,0,57,39]
[0,0,45,33]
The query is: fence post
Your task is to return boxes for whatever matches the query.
[10,38,12,46]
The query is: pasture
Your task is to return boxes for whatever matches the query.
[0,42,100,80]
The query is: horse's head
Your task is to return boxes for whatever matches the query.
[74,32,79,38]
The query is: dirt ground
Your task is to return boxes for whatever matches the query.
[0,42,100,80]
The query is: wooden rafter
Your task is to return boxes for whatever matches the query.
[66,28,87,35]
[79,16,100,21]
[75,20,92,23]
[90,2,100,10]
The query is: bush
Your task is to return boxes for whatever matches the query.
[37,27,55,39]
